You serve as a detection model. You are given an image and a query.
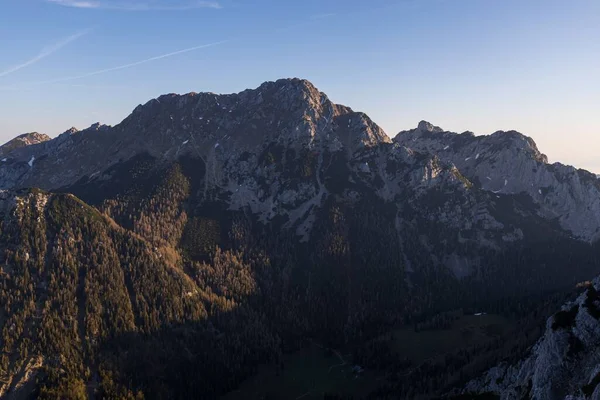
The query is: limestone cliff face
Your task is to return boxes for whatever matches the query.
[0,80,485,248]
[462,279,600,400]
[395,122,600,241]
[0,79,593,273]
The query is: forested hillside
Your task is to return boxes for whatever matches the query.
[1,79,600,399]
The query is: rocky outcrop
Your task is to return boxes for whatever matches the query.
[462,279,600,400]
[395,122,600,241]
[0,132,50,158]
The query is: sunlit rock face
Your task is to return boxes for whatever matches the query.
[395,122,600,241]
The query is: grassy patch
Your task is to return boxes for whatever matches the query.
[222,343,378,399]
[386,314,512,364]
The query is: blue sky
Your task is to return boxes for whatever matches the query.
[1,0,599,171]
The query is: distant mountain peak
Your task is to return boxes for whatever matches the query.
[88,122,111,132]
[264,77,320,93]
[417,120,444,133]
[0,131,51,157]
[61,127,79,135]
[489,129,547,161]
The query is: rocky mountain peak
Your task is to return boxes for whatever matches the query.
[417,120,444,133]
[61,127,80,135]
[488,130,548,163]
[0,78,391,191]
[393,123,600,241]
[0,132,51,157]
[120,78,389,156]
[88,122,111,132]
[255,78,322,101]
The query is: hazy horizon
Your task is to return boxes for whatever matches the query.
[1,0,598,171]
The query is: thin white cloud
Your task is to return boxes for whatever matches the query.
[0,30,90,78]
[45,0,222,10]
[0,83,122,90]
[32,40,229,84]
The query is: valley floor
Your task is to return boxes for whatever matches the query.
[223,314,512,399]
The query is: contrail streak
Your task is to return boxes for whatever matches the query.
[32,39,230,85]
[3,1,404,88]
[46,0,222,10]
[0,30,90,78]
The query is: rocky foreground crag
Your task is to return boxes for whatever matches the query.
[461,279,600,400]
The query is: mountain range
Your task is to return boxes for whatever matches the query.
[1,78,600,399]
